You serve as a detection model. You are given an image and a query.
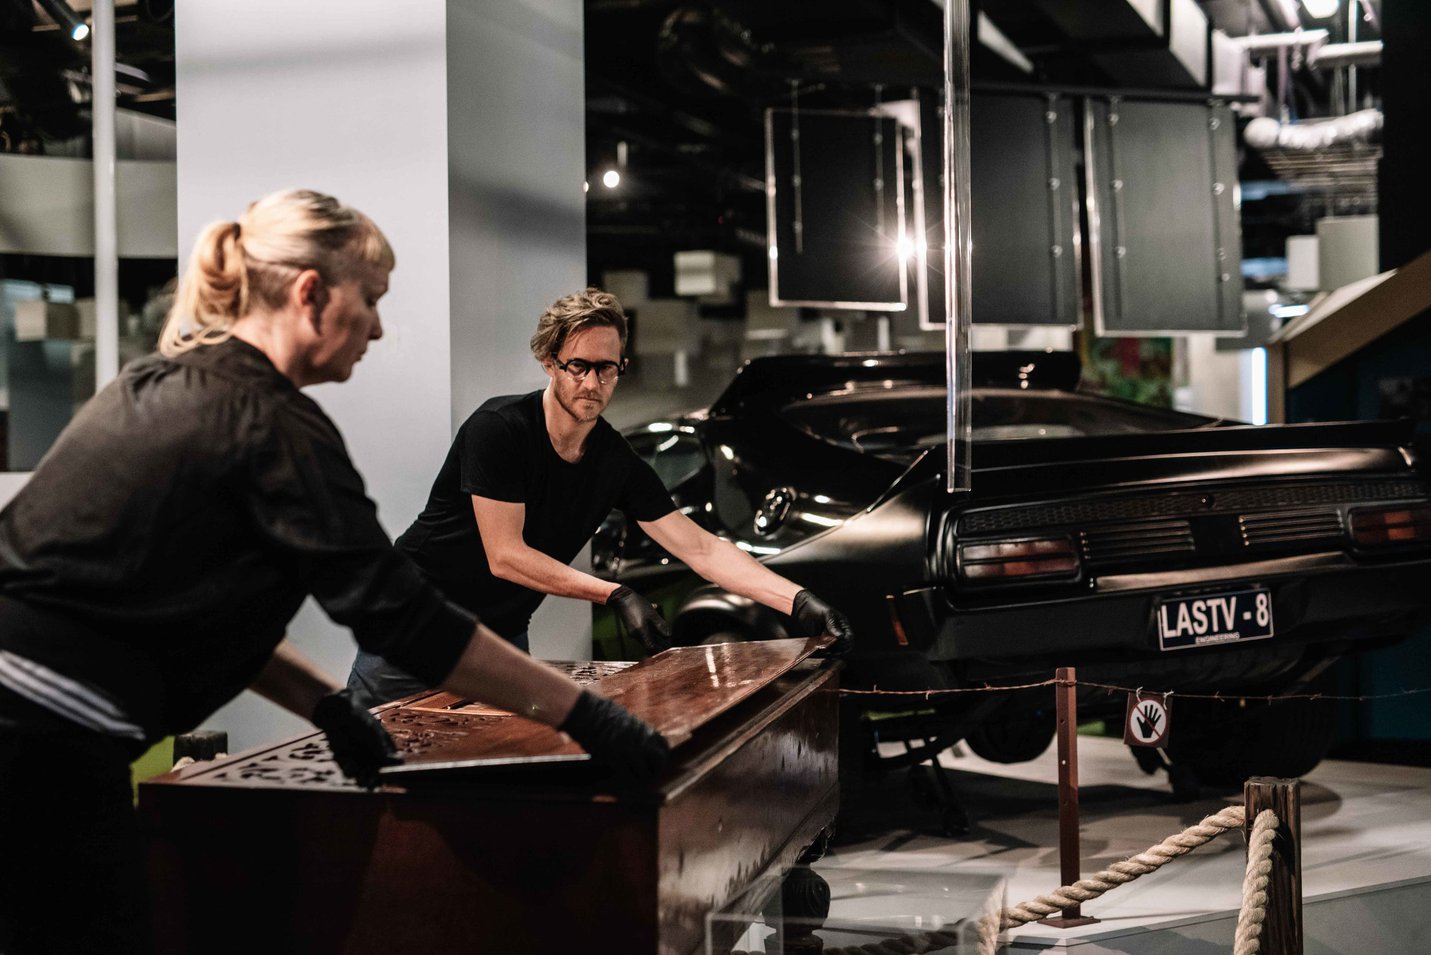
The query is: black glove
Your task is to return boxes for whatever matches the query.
[791,589,855,658]
[311,688,402,789]
[606,585,672,654]
[559,689,670,781]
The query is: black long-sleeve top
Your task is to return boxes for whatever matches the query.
[0,338,474,741]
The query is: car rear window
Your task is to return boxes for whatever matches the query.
[781,386,1219,457]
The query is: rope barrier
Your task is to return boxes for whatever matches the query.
[839,678,1431,704]
[1233,809,1280,955]
[731,805,1268,955]
[996,805,1247,930]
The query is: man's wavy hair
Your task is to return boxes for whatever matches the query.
[529,287,628,361]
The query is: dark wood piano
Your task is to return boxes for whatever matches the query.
[139,640,839,955]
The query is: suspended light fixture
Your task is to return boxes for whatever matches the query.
[1301,0,1339,19]
[36,0,89,40]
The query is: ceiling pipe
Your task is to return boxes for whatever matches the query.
[1310,40,1383,69]
[1234,29,1330,55]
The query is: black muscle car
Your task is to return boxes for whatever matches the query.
[593,352,1431,795]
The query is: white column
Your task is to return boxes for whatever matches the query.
[177,0,586,749]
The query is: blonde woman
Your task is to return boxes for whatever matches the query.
[0,189,666,955]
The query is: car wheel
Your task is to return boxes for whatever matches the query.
[697,630,750,646]
[1167,680,1337,785]
[965,705,1056,764]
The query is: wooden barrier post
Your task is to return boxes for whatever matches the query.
[1244,777,1303,954]
[1039,667,1099,928]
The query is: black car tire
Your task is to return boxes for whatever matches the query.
[696,630,749,646]
[1166,687,1337,785]
[965,706,1056,765]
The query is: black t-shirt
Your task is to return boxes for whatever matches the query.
[0,338,474,740]
[395,390,676,636]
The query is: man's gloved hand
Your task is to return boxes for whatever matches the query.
[606,585,672,654]
[559,689,670,781]
[791,589,855,658]
[311,688,402,789]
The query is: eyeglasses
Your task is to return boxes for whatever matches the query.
[551,355,628,385]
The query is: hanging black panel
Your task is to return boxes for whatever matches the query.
[970,92,1080,326]
[1085,98,1244,334]
[766,109,906,310]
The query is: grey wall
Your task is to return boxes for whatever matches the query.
[445,2,592,664]
[177,0,588,751]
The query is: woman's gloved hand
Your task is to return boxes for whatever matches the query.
[791,589,855,658]
[559,689,670,781]
[311,688,402,789]
[606,585,672,654]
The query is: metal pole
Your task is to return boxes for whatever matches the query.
[92,0,119,391]
[1040,666,1099,927]
[1244,777,1303,954]
[1347,0,1359,113]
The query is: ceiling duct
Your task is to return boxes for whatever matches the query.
[1244,108,1382,151]
[1245,109,1381,202]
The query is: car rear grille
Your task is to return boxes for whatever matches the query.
[963,494,1200,532]
[960,478,1428,534]
[1080,520,1196,570]
[1240,509,1346,549]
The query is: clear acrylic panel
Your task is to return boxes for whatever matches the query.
[707,865,1005,955]
[943,0,974,493]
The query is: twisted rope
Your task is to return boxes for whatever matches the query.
[998,805,1247,929]
[1233,809,1280,955]
[731,805,1280,955]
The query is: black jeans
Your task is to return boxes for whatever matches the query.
[347,628,531,708]
[0,687,153,954]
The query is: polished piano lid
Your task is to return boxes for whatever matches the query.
[378,636,827,779]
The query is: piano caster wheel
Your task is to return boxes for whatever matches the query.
[761,866,830,954]
[768,936,824,954]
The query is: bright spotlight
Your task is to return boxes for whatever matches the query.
[601,169,621,189]
[36,0,89,42]
[1301,0,1338,18]
[896,235,914,263]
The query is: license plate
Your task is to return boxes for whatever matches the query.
[1156,587,1274,651]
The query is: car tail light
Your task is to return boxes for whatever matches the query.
[1349,504,1431,547]
[957,536,1080,582]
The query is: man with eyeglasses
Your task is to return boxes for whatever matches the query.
[348,287,852,705]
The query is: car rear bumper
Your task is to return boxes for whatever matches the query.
[915,552,1431,667]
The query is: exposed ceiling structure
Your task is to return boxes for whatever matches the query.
[0,0,173,150]
[583,0,1383,288]
[0,0,1385,287]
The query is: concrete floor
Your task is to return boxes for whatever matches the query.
[805,736,1431,953]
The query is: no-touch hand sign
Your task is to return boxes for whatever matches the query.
[1123,691,1171,748]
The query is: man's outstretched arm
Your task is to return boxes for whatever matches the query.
[638,510,854,655]
[472,495,619,602]
[638,510,800,611]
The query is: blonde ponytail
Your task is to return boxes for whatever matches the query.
[160,220,249,354]
[160,189,395,357]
